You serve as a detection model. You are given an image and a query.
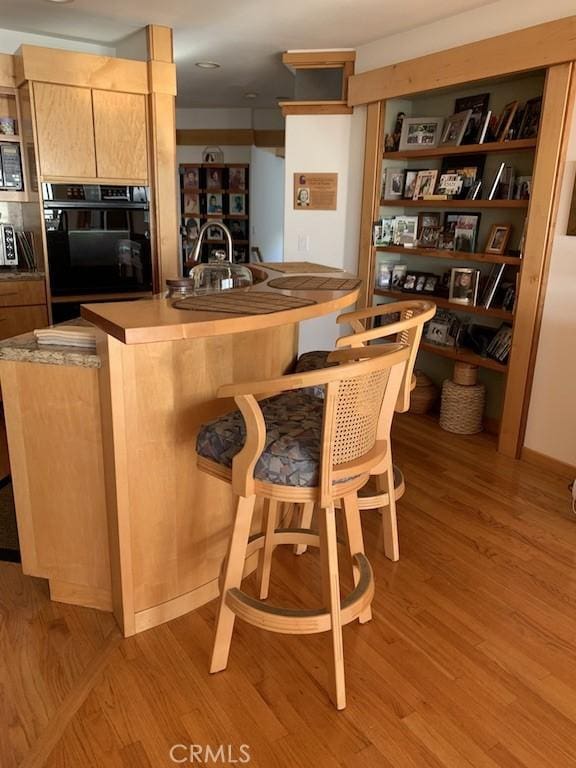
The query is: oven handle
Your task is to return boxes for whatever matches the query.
[43,201,149,210]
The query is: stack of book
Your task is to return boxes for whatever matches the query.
[486,324,512,363]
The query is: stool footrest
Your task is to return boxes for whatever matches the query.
[225,553,374,635]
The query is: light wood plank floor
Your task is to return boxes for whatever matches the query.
[2,414,576,768]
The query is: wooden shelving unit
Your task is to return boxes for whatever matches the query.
[380,198,529,209]
[374,287,513,320]
[0,87,28,204]
[382,138,537,160]
[375,245,521,265]
[420,341,507,372]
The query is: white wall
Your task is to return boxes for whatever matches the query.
[354,0,576,467]
[283,109,366,352]
[0,27,113,55]
[250,147,284,262]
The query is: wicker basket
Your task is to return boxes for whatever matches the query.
[453,362,478,386]
[439,379,485,434]
[409,370,438,414]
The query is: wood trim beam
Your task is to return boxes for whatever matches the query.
[348,15,576,105]
[146,25,173,63]
[0,53,14,88]
[254,129,285,147]
[176,129,286,148]
[499,63,574,457]
[280,100,353,116]
[357,101,384,309]
[13,45,149,94]
[283,50,355,70]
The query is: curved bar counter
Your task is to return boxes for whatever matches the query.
[0,266,359,636]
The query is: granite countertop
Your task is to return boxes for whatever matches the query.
[0,318,101,368]
[0,270,45,281]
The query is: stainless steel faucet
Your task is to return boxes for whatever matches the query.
[189,221,233,271]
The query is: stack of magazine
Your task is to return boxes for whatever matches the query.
[14,231,37,270]
[486,324,512,363]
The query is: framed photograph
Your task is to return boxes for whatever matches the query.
[480,264,506,308]
[384,169,405,200]
[419,226,442,249]
[399,117,444,151]
[393,215,418,246]
[440,155,485,199]
[412,170,438,199]
[402,272,419,292]
[233,246,248,263]
[441,213,459,250]
[426,319,451,345]
[418,212,442,230]
[454,93,490,144]
[203,146,224,163]
[496,101,519,141]
[423,275,439,293]
[437,173,464,197]
[206,167,223,191]
[391,264,407,289]
[403,169,420,199]
[230,194,246,215]
[515,176,532,200]
[454,213,481,252]
[380,217,395,245]
[485,224,512,254]
[182,166,199,190]
[184,191,200,215]
[206,225,224,242]
[377,262,394,289]
[228,219,247,239]
[229,166,247,192]
[439,109,473,147]
[385,111,406,152]
[449,267,480,305]
[414,274,427,292]
[519,96,542,140]
[206,193,223,214]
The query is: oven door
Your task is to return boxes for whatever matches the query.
[44,204,153,296]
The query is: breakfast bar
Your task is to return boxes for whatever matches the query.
[0,265,359,636]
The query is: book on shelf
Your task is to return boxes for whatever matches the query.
[486,323,513,363]
[480,263,506,308]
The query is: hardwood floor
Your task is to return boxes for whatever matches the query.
[2,414,576,767]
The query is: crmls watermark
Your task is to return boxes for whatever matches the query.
[169,744,251,764]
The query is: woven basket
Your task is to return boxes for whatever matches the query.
[453,362,478,386]
[439,379,485,434]
[409,370,438,414]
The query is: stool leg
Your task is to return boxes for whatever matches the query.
[257,499,278,599]
[294,502,314,555]
[342,493,372,624]
[377,452,399,562]
[210,494,256,674]
[318,504,346,710]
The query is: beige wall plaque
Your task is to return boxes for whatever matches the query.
[293,172,338,210]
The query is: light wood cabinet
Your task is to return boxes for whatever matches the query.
[33,83,96,179]
[33,83,149,182]
[0,305,48,340]
[93,90,148,180]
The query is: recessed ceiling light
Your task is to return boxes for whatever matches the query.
[195,61,221,69]
[244,92,258,99]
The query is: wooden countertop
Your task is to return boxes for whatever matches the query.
[81,264,361,344]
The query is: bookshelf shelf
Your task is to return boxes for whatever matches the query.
[374,287,513,320]
[382,138,537,160]
[375,245,521,265]
[419,341,507,373]
[379,198,529,209]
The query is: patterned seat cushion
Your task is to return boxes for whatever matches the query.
[293,350,335,398]
[197,390,325,487]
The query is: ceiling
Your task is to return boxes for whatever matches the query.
[0,0,497,107]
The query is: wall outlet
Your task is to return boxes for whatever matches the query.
[297,234,310,253]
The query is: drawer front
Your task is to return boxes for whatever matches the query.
[0,306,49,341]
[0,281,46,307]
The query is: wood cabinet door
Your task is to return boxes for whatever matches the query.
[33,83,96,179]
[92,90,148,181]
[0,306,48,340]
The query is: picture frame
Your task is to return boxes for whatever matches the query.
[380,217,395,246]
[454,93,490,144]
[230,194,246,215]
[418,212,442,230]
[419,226,442,249]
[439,109,473,147]
[202,146,224,163]
[377,262,394,289]
[426,319,452,346]
[184,191,200,215]
[183,167,200,190]
[412,170,438,200]
[496,101,519,141]
[384,169,405,200]
[399,117,444,151]
[437,173,464,197]
[228,219,247,239]
[480,263,506,308]
[402,272,419,292]
[229,167,247,192]
[391,264,407,289]
[485,223,512,254]
[454,213,481,252]
[206,225,224,242]
[206,167,223,191]
[449,267,480,305]
[518,96,542,140]
[423,275,439,293]
[414,274,427,293]
[403,170,420,199]
[441,213,459,250]
[206,193,223,214]
[392,215,418,246]
[515,176,532,200]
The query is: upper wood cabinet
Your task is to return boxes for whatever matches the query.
[93,90,148,180]
[33,83,96,179]
[32,83,149,182]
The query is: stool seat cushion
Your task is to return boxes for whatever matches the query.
[293,350,334,398]
[197,391,326,487]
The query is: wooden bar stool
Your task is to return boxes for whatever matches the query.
[294,300,436,561]
[196,343,409,709]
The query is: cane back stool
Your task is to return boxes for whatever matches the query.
[294,300,436,561]
[196,343,410,709]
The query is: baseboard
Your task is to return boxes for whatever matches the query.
[520,447,576,480]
